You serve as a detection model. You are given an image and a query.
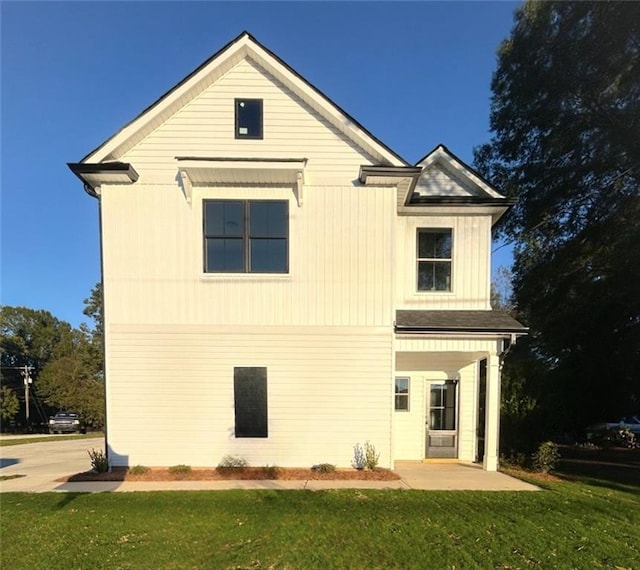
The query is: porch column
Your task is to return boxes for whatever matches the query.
[483,352,501,471]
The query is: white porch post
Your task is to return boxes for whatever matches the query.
[483,352,501,471]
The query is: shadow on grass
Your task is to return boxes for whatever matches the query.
[55,492,89,510]
[555,451,640,495]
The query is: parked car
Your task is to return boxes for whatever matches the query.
[48,411,86,434]
[587,416,640,438]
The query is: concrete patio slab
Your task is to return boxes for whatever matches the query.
[393,461,540,491]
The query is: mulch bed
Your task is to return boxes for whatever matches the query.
[58,466,400,483]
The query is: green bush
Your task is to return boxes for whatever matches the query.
[128,465,150,476]
[217,455,248,469]
[364,441,380,470]
[532,441,560,473]
[87,448,109,473]
[168,464,192,474]
[311,463,336,474]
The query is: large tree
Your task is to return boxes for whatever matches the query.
[476,1,640,433]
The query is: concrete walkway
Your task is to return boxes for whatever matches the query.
[1,437,538,492]
[1,461,539,493]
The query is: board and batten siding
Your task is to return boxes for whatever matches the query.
[99,182,395,327]
[395,214,492,310]
[105,325,393,468]
[120,58,379,185]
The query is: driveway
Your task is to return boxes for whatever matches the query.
[0,436,104,492]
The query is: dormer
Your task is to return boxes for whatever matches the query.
[402,145,514,224]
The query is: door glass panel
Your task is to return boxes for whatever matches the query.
[429,383,456,431]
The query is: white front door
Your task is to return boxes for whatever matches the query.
[425,380,458,458]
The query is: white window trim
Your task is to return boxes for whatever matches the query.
[415,227,454,294]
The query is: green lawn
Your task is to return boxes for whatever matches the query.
[2,478,638,569]
[0,433,103,447]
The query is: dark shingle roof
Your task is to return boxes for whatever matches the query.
[395,310,528,334]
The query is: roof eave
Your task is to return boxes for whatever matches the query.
[67,162,139,198]
[394,326,529,335]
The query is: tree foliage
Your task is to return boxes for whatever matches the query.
[0,286,105,428]
[476,1,640,434]
[0,386,20,422]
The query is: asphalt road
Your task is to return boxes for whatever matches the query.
[0,436,103,492]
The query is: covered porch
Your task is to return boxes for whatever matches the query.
[392,310,528,471]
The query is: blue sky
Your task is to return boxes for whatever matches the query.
[1,1,520,328]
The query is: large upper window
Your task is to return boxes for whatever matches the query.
[204,200,288,273]
[235,99,263,139]
[417,229,452,291]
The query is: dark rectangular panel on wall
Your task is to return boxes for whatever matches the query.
[234,367,268,438]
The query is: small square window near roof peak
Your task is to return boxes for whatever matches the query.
[235,99,263,139]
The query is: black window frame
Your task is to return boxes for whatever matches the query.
[234,367,268,438]
[203,199,289,274]
[235,98,263,140]
[416,228,452,292]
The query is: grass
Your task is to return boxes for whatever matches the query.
[0,433,102,447]
[2,478,639,569]
[0,474,25,481]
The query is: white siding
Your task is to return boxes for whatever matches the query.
[121,58,378,184]
[106,325,392,468]
[414,163,481,197]
[395,214,492,310]
[100,182,395,327]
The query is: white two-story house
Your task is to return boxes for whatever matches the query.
[69,32,526,472]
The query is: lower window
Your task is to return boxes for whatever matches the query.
[234,367,268,438]
[395,377,409,411]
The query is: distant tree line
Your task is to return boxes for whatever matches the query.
[0,283,104,431]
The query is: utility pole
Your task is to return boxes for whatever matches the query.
[21,365,33,427]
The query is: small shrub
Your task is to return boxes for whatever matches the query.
[500,451,529,469]
[532,441,560,473]
[217,455,249,469]
[351,443,366,470]
[168,464,192,474]
[262,465,280,478]
[128,465,150,476]
[88,448,109,473]
[363,441,380,470]
[311,463,336,474]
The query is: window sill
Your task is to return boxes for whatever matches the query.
[200,273,292,282]
[414,290,455,295]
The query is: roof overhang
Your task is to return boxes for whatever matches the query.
[175,157,307,205]
[394,310,528,336]
[359,165,422,185]
[67,162,139,198]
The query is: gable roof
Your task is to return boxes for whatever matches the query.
[81,31,409,168]
[413,144,505,200]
